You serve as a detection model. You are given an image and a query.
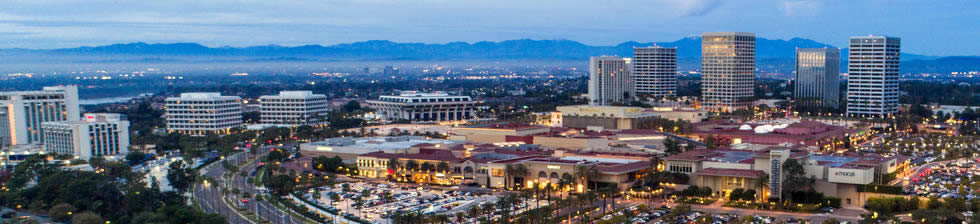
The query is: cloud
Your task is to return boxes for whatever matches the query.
[781,0,821,17]
[657,0,725,16]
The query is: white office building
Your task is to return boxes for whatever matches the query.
[701,32,755,112]
[165,92,243,136]
[42,113,130,160]
[0,86,80,146]
[633,47,677,97]
[795,48,842,108]
[846,35,900,117]
[259,91,329,126]
[366,91,476,122]
[589,56,634,106]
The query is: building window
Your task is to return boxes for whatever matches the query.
[491,169,504,177]
[668,164,693,173]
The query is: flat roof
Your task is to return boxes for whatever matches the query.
[302,136,460,155]
[462,123,549,131]
[696,168,765,178]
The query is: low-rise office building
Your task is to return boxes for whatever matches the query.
[0,86,81,146]
[41,113,130,160]
[366,91,478,122]
[259,91,329,126]
[165,92,243,136]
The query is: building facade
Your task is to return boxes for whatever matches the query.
[846,36,901,117]
[0,86,80,146]
[633,47,678,97]
[366,91,477,122]
[42,113,130,160]
[795,48,841,108]
[589,56,634,106]
[663,148,908,207]
[701,32,756,112]
[556,105,657,130]
[165,92,243,136]
[259,91,329,126]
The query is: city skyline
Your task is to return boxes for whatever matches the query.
[0,0,977,56]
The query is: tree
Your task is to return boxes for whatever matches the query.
[420,162,435,173]
[703,135,718,149]
[166,160,196,193]
[729,188,744,201]
[343,100,362,112]
[437,161,451,174]
[125,151,147,165]
[48,203,76,222]
[663,137,682,155]
[574,165,600,192]
[780,159,813,201]
[266,174,296,196]
[742,189,757,202]
[71,211,104,224]
[405,160,420,171]
[506,163,530,189]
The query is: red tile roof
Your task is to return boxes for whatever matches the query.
[595,161,650,174]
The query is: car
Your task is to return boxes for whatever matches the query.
[821,207,835,213]
[242,199,249,203]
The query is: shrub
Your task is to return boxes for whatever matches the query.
[742,189,757,201]
[48,203,77,222]
[729,188,744,201]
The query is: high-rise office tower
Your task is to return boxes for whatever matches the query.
[588,56,634,106]
[0,86,80,146]
[846,35,900,117]
[633,47,678,97]
[701,32,755,112]
[259,91,329,126]
[42,113,130,160]
[795,48,841,108]
[165,92,243,136]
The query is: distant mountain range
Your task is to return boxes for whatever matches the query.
[1,37,976,74]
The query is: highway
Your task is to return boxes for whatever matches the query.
[191,149,303,224]
[230,150,304,224]
[192,153,252,224]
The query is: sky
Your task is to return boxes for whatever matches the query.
[0,0,977,56]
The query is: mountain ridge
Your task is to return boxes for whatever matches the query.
[4,37,952,61]
[1,37,975,74]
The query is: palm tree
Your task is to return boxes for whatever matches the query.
[420,162,434,173]
[756,174,770,202]
[575,165,601,192]
[482,202,496,222]
[467,205,482,223]
[404,160,420,182]
[405,159,420,171]
[432,214,450,224]
[505,163,530,189]
[386,158,401,181]
[437,161,451,174]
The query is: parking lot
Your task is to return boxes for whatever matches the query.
[906,158,980,198]
[301,182,499,223]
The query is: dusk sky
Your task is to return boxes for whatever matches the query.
[0,0,977,56]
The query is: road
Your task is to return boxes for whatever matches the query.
[192,153,252,224]
[230,151,304,224]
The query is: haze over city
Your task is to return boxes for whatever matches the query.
[0,1,979,224]
[0,0,978,56]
